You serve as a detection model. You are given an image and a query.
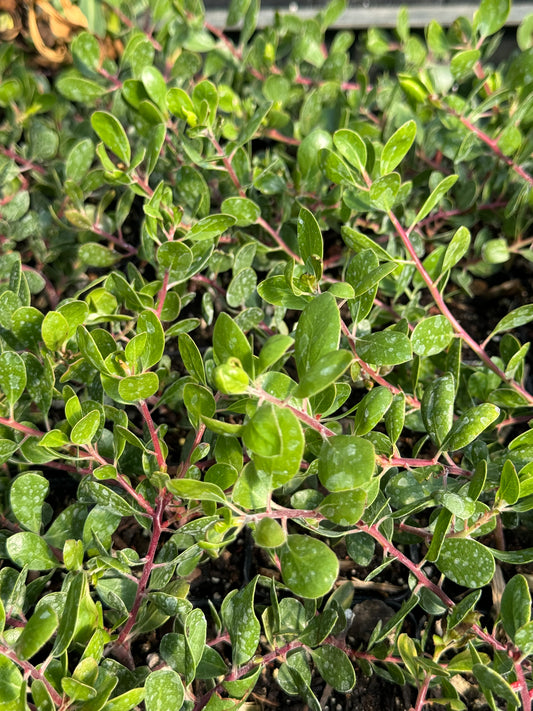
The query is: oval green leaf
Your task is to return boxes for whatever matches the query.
[279,535,339,599]
[437,538,495,588]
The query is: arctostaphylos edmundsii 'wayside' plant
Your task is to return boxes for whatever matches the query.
[0,0,533,708]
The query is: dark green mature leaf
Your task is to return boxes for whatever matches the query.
[356,331,412,366]
[213,312,253,375]
[318,435,375,491]
[381,120,416,175]
[221,577,260,666]
[91,111,131,165]
[474,0,510,36]
[297,206,324,274]
[294,292,340,379]
[312,645,356,692]
[441,404,499,451]
[447,590,482,630]
[0,351,26,406]
[6,532,58,570]
[500,575,531,641]
[167,479,226,504]
[369,173,401,211]
[279,535,339,599]
[412,316,454,356]
[353,386,393,436]
[422,373,455,446]
[411,175,458,228]
[333,128,367,175]
[487,304,533,341]
[10,472,49,533]
[293,349,352,399]
[473,663,518,707]
[221,197,260,226]
[437,539,495,588]
[14,604,58,660]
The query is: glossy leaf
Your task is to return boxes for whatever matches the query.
[15,604,58,665]
[251,405,304,488]
[0,351,26,406]
[381,120,416,175]
[496,459,520,507]
[293,349,352,399]
[333,128,367,175]
[500,574,531,641]
[71,409,101,446]
[472,664,518,707]
[437,539,495,588]
[447,589,482,630]
[410,175,458,228]
[297,206,323,275]
[118,372,159,402]
[474,0,510,36]
[280,535,339,599]
[294,292,340,378]
[353,386,393,436]
[318,435,375,491]
[6,532,58,570]
[356,331,412,366]
[137,311,165,369]
[441,404,499,451]
[213,312,253,375]
[42,311,69,351]
[312,645,356,692]
[369,172,401,211]
[253,518,287,548]
[221,576,260,666]
[318,489,366,526]
[221,197,260,226]
[412,316,454,356]
[487,304,533,341]
[179,333,205,383]
[144,670,184,711]
[167,479,226,504]
[421,373,455,446]
[10,472,49,533]
[188,214,236,241]
[53,572,86,655]
[91,111,131,165]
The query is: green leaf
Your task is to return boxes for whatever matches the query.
[71,409,101,446]
[381,120,416,175]
[213,312,253,375]
[57,73,107,102]
[474,0,510,36]
[412,316,454,356]
[441,404,499,451]
[14,604,58,660]
[66,138,95,182]
[221,577,261,666]
[297,206,324,274]
[10,472,49,533]
[227,0,251,26]
[91,110,131,165]
[353,386,393,436]
[167,479,226,504]
[53,572,86,655]
[213,361,250,394]
[157,241,193,274]
[42,311,69,351]
[243,402,281,457]
[101,688,145,711]
[422,373,455,446]
[293,349,352,399]
[450,49,481,81]
[318,489,366,526]
[514,621,533,654]
[253,518,287,548]
[6,532,58,570]
[410,175,458,228]
[77,325,109,374]
[118,373,159,402]
[356,331,412,366]
[137,311,165,369]
[144,670,184,711]
[318,435,375,491]
[447,589,482,630]
[0,351,26,407]
[72,31,100,70]
[226,267,257,308]
[487,304,533,341]
[333,128,367,175]
[79,243,119,268]
[370,172,401,211]
[500,574,531,641]
[251,405,304,488]
[188,214,236,241]
[258,334,293,373]
[472,664,518,708]
[442,225,471,272]
[312,645,356,692]
[221,197,260,226]
[496,460,520,507]
[279,535,339,599]
[294,292,340,379]
[0,656,23,704]
[141,66,167,109]
[179,333,205,384]
[437,539,495,588]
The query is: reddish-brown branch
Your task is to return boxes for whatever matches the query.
[139,401,167,471]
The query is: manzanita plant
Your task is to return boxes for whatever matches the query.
[0,0,533,708]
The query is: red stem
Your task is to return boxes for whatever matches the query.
[389,210,533,406]
[412,672,432,711]
[139,401,167,471]
[0,417,42,437]
[0,644,63,706]
[114,495,166,648]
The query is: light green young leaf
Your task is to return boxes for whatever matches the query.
[221,576,260,666]
[333,128,367,175]
[221,197,260,226]
[294,292,340,378]
[118,372,159,402]
[474,0,510,37]
[71,409,101,446]
[293,349,352,399]
[487,304,533,342]
[500,574,531,642]
[14,604,58,660]
[442,225,471,272]
[369,172,401,211]
[42,311,69,351]
[356,331,412,366]
[167,479,226,504]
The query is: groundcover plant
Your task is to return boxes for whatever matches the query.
[0,0,533,708]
